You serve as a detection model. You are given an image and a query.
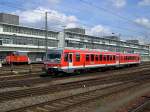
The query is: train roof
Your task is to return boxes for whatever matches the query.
[48,48,140,56]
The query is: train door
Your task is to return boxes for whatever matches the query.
[116,55,120,65]
[68,53,73,69]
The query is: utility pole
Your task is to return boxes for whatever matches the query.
[45,12,48,59]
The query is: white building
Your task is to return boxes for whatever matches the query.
[0,14,150,62]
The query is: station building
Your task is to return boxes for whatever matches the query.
[0,13,150,62]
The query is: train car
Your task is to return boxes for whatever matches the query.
[43,48,140,74]
[5,51,30,64]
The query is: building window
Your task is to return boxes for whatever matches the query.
[0,39,2,45]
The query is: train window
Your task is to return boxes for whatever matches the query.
[99,55,103,61]
[86,54,90,61]
[104,55,107,61]
[110,55,112,61]
[107,55,110,61]
[113,55,116,60]
[91,54,94,61]
[124,56,126,60]
[64,53,68,62]
[121,56,123,60]
[76,53,80,62]
[95,55,98,61]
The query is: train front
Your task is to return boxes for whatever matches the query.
[43,49,62,74]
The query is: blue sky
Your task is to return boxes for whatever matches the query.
[0,0,150,42]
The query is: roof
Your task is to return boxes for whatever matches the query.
[0,22,59,33]
[65,31,148,47]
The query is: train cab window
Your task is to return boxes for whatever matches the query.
[86,54,90,61]
[91,54,94,61]
[76,53,80,62]
[64,53,68,62]
[95,55,98,61]
[99,55,103,61]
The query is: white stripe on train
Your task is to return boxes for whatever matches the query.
[59,62,140,70]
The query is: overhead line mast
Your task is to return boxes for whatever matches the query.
[45,12,48,59]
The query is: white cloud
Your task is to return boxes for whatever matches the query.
[134,18,150,28]
[66,23,79,28]
[111,0,126,8]
[87,25,111,36]
[13,7,112,35]
[138,0,150,6]
[14,7,78,29]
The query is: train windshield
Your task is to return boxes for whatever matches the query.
[47,50,62,63]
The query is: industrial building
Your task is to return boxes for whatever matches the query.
[0,13,150,62]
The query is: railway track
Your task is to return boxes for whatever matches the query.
[0,64,43,75]
[129,96,150,112]
[0,69,150,103]
[0,62,149,77]
[7,76,150,112]
[0,62,149,83]
[0,63,149,112]
[0,64,150,89]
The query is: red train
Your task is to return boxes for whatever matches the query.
[43,48,140,74]
[5,51,30,64]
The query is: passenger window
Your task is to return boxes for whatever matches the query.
[95,55,98,61]
[99,55,103,61]
[113,55,116,60]
[104,55,107,61]
[110,55,112,61]
[91,54,94,61]
[76,53,80,62]
[107,55,110,61]
[86,54,90,61]
[64,53,68,62]
[124,56,126,60]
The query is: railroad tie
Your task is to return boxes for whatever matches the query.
[65,99,78,103]
[50,102,66,107]
[43,105,58,110]
[35,107,49,112]
[58,101,74,105]
[25,110,35,112]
